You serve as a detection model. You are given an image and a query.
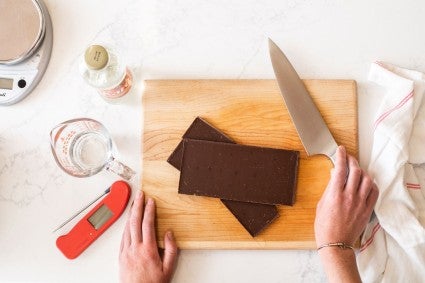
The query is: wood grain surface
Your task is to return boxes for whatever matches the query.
[142,79,357,249]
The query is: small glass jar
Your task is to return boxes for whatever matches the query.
[79,44,133,102]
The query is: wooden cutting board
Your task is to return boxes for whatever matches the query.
[142,79,357,249]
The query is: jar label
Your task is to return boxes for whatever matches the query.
[99,68,133,99]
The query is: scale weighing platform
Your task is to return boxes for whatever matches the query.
[0,0,53,105]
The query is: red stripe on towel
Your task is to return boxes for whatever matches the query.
[406,183,421,190]
[373,90,414,131]
[360,223,381,252]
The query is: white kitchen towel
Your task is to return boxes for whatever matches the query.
[357,62,425,282]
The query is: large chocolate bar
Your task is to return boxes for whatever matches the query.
[168,117,279,236]
[179,139,299,205]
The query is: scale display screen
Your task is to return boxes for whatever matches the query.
[88,204,114,230]
[0,78,13,90]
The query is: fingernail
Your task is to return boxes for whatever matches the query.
[137,191,143,199]
[147,198,154,205]
[167,231,174,240]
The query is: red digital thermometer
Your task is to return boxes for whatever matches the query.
[56,180,131,259]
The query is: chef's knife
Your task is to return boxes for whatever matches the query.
[269,38,338,164]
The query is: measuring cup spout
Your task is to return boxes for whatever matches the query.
[49,123,66,146]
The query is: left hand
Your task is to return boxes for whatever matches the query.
[119,191,178,283]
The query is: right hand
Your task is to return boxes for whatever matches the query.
[314,146,379,247]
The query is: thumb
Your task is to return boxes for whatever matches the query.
[327,146,347,191]
[163,230,178,277]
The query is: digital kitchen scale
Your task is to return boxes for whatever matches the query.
[0,0,53,105]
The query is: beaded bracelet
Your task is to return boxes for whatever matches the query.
[317,242,354,251]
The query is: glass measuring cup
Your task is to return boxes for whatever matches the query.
[50,118,135,180]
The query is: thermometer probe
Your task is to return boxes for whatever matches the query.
[53,187,111,233]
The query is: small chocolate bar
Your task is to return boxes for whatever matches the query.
[179,139,299,205]
[168,117,279,236]
[168,117,234,170]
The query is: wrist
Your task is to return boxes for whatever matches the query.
[318,245,356,266]
[317,242,354,251]
[317,241,356,261]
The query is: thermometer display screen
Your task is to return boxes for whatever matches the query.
[0,78,13,90]
[88,204,114,230]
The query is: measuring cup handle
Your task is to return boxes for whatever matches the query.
[105,157,136,181]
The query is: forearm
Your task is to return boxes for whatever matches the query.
[318,249,361,283]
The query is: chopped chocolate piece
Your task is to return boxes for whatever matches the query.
[168,117,279,236]
[167,117,233,170]
[179,139,299,205]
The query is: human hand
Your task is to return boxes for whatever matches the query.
[314,146,379,247]
[119,191,178,283]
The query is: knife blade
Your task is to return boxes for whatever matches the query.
[268,38,338,163]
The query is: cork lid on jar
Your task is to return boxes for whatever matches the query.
[84,45,109,70]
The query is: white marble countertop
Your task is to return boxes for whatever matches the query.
[1,0,423,282]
